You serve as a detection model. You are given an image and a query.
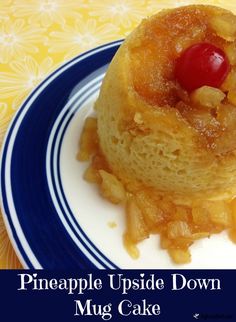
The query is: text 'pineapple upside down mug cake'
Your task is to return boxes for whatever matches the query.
[78,5,236,264]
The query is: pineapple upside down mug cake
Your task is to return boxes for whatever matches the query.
[78,5,236,264]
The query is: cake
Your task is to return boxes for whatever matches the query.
[78,5,236,264]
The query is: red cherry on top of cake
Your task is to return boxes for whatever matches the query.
[175,42,230,92]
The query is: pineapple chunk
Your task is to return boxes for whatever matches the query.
[192,207,210,226]
[203,201,232,227]
[135,191,164,228]
[192,232,210,240]
[193,200,231,228]
[210,14,236,41]
[160,234,172,249]
[221,70,236,91]
[123,233,140,259]
[173,206,190,221]
[168,248,191,264]
[227,90,236,105]
[77,117,98,161]
[125,196,149,243]
[228,198,236,241]
[230,198,236,227]
[225,42,236,65]
[99,170,126,204]
[190,86,225,108]
[84,165,100,183]
[215,104,236,154]
[167,220,191,239]
[228,228,236,243]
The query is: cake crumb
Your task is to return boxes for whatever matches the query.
[107,221,117,228]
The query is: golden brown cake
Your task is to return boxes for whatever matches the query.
[78,5,236,264]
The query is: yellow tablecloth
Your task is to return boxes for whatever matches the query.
[1,0,236,269]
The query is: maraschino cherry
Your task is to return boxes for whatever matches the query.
[175,42,230,92]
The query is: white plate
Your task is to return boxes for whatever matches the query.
[1,40,236,268]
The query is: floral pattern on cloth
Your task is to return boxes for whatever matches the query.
[0,0,235,269]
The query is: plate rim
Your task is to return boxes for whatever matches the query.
[0,39,123,269]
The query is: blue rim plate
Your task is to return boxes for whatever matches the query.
[0,40,122,269]
[2,40,236,270]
